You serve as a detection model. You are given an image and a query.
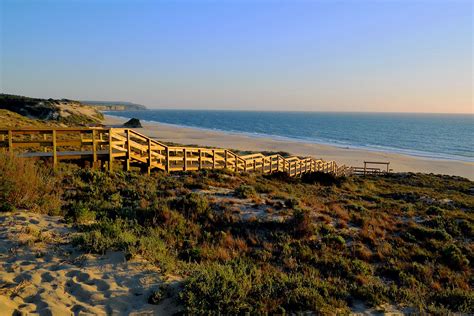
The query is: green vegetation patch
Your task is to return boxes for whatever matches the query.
[1,152,472,314]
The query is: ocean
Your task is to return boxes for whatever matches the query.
[105,110,474,162]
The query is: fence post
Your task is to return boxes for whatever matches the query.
[198,149,202,170]
[234,154,238,172]
[52,129,58,168]
[183,148,187,171]
[123,130,130,171]
[93,129,98,169]
[8,130,13,157]
[147,138,152,175]
[166,147,170,173]
[212,149,216,169]
[108,129,113,171]
[224,150,228,170]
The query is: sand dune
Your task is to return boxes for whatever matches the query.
[0,211,180,315]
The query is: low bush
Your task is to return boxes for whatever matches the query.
[0,153,61,214]
[285,197,301,209]
[442,244,469,270]
[181,261,255,314]
[66,201,96,224]
[289,209,314,238]
[234,185,257,199]
[181,260,349,314]
[173,193,211,221]
[73,218,140,254]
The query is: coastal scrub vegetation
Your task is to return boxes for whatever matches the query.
[0,154,472,314]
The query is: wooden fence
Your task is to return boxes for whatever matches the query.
[0,128,354,177]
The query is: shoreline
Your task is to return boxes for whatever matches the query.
[104,115,474,180]
[104,112,474,164]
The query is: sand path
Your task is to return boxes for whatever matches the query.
[0,211,180,315]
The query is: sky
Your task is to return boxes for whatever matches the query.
[0,0,472,113]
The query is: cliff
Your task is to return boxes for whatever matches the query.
[81,101,147,111]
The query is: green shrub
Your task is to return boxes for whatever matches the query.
[254,182,272,194]
[350,279,390,307]
[347,203,368,213]
[458,219,474,238]
[181,261,254,314]
[74,218,140,254]
[409,225,451,241]
[138,232,176,272]
[289,209,314,238]
[432,288,474,313]
[442,244,469,270]
[173,193,211,221]
[285,197,301,209]
[234,185,257,199]
[66,201,96,224]
[426,206,445,215]
[148,285,169,305]
[322,234,346,247]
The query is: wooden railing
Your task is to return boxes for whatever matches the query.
[352,161,391,175]
[0,128,354,177]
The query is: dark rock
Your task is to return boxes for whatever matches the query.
[123,118,142,128]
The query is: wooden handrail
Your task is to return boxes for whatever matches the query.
[0,127,356,177]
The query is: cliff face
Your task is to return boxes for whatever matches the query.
[81,101,147,111]
[0,94,104,126]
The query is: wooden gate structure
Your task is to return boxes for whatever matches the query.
[0,128,354,177]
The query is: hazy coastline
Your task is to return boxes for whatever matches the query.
[104,115,474,180]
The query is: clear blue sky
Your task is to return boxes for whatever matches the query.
[1,0,472,113]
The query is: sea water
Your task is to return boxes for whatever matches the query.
[105,110,474,162]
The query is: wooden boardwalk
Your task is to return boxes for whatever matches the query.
[0,128,354,177]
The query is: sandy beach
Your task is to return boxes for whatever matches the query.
[104,115,474,180]
[0,211,181,315]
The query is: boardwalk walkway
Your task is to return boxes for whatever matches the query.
[0,128,353,177]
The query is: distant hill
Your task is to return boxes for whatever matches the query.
[81,101,147,111]
[0,94,104,126]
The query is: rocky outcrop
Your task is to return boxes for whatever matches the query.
[123,118,143,128]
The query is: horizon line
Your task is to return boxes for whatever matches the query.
[118,107,474,115]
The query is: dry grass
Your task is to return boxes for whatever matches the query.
[0,152,61,214]
[0,109,58,129]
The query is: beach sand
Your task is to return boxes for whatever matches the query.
[0,211,181,315]
[104,115,474,180]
